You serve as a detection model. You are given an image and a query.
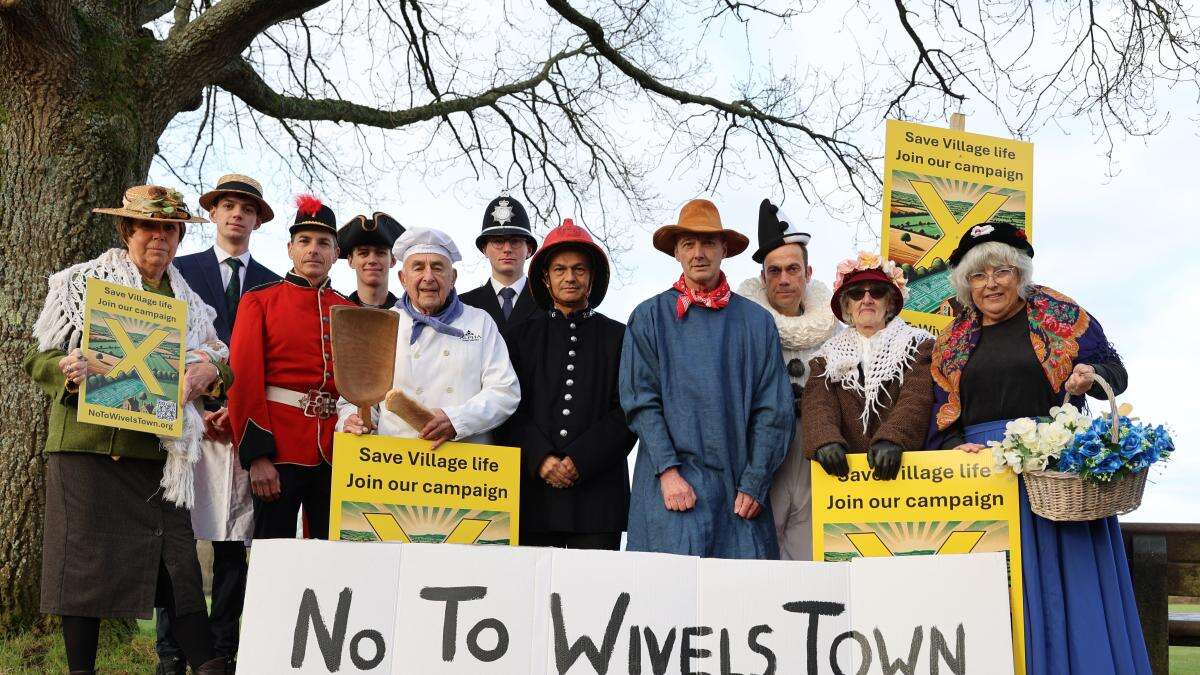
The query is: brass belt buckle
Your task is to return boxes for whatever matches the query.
[303,389,335,419]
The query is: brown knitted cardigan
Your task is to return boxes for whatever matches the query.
[801,338,935,456]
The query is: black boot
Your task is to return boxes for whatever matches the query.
[155,654,186,675]
[195,656,230,674]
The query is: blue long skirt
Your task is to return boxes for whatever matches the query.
[966,420,1151,675]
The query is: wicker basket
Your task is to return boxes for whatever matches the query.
[1023,374,1148,521]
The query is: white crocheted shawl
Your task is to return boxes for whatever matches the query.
[814,317,932,433]
[32,248,228,507]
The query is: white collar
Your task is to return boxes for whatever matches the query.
[492,275,527,297]
[735,276,840,352]
[214,244,251,267]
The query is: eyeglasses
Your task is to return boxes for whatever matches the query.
[967,266,1016,287]
[844,283,890,301]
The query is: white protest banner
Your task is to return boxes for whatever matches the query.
[241,540,1015,675]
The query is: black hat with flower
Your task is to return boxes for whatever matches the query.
[949,221,1033,267]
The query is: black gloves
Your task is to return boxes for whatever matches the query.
[815,443,849,478]
[868,440,903,480]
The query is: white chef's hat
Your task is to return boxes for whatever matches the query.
[392,226,462,264]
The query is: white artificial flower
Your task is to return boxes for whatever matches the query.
[1007,417,1038,440]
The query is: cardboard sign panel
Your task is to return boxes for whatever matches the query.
[240,540,1016,674]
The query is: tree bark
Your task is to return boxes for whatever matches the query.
[0,10,165,631]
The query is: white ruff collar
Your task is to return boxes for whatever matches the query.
[736,276,840,352]
[32,248,228,508]
[814,318,932,432]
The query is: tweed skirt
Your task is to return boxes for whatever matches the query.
[40,452,205,619]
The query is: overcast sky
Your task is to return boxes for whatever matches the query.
[152,2,1198,523]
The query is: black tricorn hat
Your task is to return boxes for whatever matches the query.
[949,221,1033,267]
[475,195,537,254]
[337,211,405,259]
[752,198,811,264]
[199,173,274,223]
[290,194,337,236]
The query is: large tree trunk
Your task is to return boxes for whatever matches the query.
[0,14,166,630]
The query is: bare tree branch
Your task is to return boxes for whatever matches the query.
[162,0,328,90]
[215,45,589,129]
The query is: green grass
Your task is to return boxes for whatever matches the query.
[0,620,157,674]
[1172,646,1200,674]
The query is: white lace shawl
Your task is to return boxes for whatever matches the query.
[32,248,229,508]
[814,318,932,433]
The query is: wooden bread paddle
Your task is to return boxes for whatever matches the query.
[330,306,400,431]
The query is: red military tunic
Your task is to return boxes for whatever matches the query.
[229,273,355,468]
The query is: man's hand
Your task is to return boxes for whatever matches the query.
[419,408,457,450]
[955,443,986,454]
[182,361,219,402]
[344,413,371,436]
[1064,363,1097,397]
[733,491,763,519]
[202,407,232,443]
[538,455,578,488]
[659,467,697,512]
[249,457,281,502]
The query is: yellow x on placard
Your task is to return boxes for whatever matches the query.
[910,181,1011,269]
[103,318,171,396]
[363,512,491,544]
[845,530,987,558]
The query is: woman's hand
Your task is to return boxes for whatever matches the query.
[955,443,986,454]
[58,348,90,386]
[1064,363,1097,397]
[814,443,850,477]
[182,361,219,402]
[867,441,902,480]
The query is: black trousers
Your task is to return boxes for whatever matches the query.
[521,531,622,550]
[155,540,248,659]
[253,462,332,540]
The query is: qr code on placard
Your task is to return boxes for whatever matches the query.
[153,399,178,422]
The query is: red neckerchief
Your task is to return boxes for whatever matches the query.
[673,272,731,319]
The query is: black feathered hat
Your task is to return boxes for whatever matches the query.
[475,195,537,254]
[290,194,337,235]
[752,198,811,264]
[337,211,405,259]
[948,221,1033,267]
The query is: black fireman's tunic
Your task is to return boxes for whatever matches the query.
[499,308,636,536]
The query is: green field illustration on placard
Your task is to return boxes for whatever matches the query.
[339,501,511,545]
[822,519,1010,561]
[84,309,181,417]
[887,171,1027,316]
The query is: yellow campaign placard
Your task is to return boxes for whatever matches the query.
[78,277,187,437]
[329,433,520,545]
[881,119,1033,334]
[812,450,1025,674]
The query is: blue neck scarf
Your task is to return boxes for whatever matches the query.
[402,289,465,344]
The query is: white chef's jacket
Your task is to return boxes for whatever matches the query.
[336,302,520,444]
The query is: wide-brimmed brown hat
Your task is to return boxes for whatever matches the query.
[199,173,274,222]
[652,199,749,257]
[92,185,207,223]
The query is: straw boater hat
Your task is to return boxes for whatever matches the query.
[92,185,207,223]
[652,199,749,257]
[198,173,274,222]
[528,218,611,310]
